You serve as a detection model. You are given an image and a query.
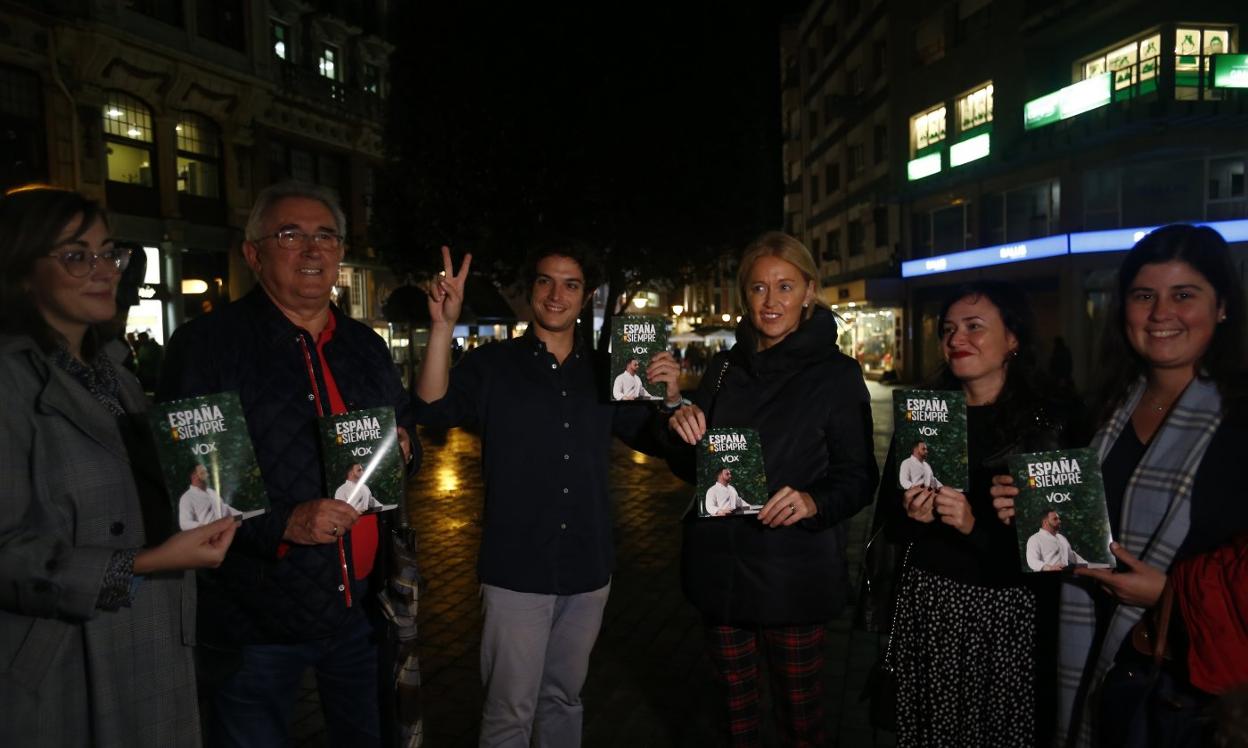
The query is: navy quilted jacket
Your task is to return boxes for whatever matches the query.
[158,287,418,645]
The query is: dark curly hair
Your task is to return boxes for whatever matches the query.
[520,233,603,304]
[929,279,1065,442]
[1091,224,1248,425]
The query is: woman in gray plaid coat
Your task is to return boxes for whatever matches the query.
[0,188,236,747]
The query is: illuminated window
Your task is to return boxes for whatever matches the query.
[1079,31,1161,98]
[101,92,154,187]
[175,113,220,199]
[271,21,290,61]
[1176,27,1233,100]
[318,45,340,81]
[910,105,946,156]
[956,82,993,133]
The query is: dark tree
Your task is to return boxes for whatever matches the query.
[374,2,783,346]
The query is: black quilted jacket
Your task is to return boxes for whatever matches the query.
[158,288,418,645]
[668,307,879,626]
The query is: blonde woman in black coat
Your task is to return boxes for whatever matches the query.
[664,231,879,747]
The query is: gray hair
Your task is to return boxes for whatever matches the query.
[244,180,347,242]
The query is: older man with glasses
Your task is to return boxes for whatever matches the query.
[158,180,419,747]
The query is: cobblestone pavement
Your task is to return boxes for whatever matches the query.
[294,381,899,747]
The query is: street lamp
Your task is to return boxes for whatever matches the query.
[721,313,731,322]
[632,296,647,309]
[671,304,683,316]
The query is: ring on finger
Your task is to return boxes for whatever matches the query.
[330,525,339,536]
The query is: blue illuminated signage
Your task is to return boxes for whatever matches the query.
[901,235,1069,278]
[1068,226,1160,254]
[1069,219,1248,254]
[1208,219,1248,243]
[901,219,1248,278]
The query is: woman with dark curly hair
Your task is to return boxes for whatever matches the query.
[880,280,1082,747]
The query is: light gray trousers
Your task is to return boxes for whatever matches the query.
[478,581,611,748]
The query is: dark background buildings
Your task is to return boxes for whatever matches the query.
[782,0,1248,388]
[3,0,1247,389]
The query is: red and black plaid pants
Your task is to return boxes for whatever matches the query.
[706,624,827,747]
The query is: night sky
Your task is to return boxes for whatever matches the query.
[379,2,791,275]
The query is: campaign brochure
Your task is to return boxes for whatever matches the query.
[1008,447,1114,573]
[695,427,768,517]
[609,314,667,402]
[148,392,268,530]
[318,406,403,514]
[892,389,968,491]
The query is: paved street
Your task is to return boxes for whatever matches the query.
[295,381,899,747]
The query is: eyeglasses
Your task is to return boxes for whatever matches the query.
[46,246,132,278]
[255,228,343,252]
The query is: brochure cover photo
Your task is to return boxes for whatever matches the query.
[319,406,403,514]
[695,427,768,517]
[609,314,667,402]
[148,392,268,529]
[892,389,968,492]
[1008,447,1114,573]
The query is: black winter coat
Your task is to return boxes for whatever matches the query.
[670,307,878,625]
[158,288,417,645]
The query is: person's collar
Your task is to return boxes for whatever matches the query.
[246,286,339,345]
[317,306,339,345]
[521,324,587,358]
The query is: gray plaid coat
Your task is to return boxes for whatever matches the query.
[0,336,200,747]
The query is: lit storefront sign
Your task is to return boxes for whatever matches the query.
[1068,226,1159,254]
[1212,54,1248,88]
[907,152,942,181]
[903,219,1248,276]
[901,236,1069,278]
[1070,219,1248,253]
[949,133,991,167]
[1023,73,1112,130]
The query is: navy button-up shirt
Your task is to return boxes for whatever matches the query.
[415,329,653,594]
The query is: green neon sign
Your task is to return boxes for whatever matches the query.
[1212,54,1248,88]
[1024,73,1112,130]
[907,152,942,181]
[949,133,990,167]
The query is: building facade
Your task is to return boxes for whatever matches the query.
[782,0,905,379]
[0,0,397,348]
[782,0,1248,389]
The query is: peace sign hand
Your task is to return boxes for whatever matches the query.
[428,245,472,327]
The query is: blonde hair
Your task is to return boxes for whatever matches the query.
[736,231,824,319]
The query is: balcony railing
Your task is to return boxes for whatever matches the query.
[276,62,385,122]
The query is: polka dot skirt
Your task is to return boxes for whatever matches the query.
[892,565,1037,747]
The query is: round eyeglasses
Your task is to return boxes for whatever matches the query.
[255,228,343,252]
[46,246,133,278]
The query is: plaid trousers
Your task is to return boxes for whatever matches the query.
[706,624,827,747]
